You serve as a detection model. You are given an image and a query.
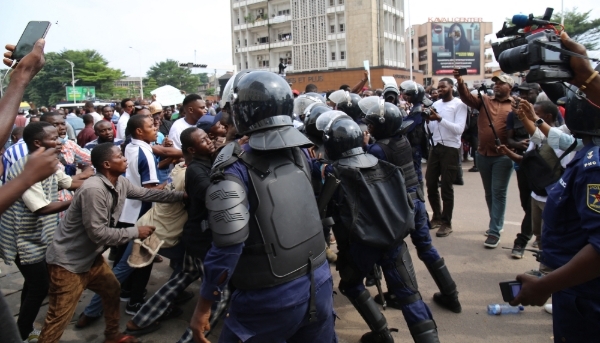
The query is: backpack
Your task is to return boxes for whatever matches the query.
[332,159,415,249]
[520,141,577,196]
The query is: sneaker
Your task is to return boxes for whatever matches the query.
[26,329,41,343]
[121,289,147,302]
[436,223,453,237]
[468,167,479,172]
[511,244,525,259]
[544,304,553,314]
[467,156,474,161]
[125,301,144,316]
[430,219,443,230]
[484,235,500,248]
[484,228,504,236]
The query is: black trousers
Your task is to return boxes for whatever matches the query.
[514,168,533,245]
[114,222,153,305]
[425,144,460,225]
[14,255,49,339]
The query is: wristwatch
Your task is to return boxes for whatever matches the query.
[534,118,544,127]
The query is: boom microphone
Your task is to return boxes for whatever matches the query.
[511,14,560,28]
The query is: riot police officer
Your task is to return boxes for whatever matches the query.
[189,71,336,343]
[400,81,431,190]
[510,81,600,343]
[328,89,368,132]
[362,100,462,315]
[314,112,440,343]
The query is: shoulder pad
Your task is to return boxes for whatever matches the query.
[337,153,378,168]
[205,179,250,247]
[212,142,243,170]
[582,145,600,171]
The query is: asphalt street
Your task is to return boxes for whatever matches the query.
[0,160,554,342]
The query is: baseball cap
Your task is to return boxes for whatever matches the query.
[491,75,515,87]
[149,102,163,115]
[292,89,300,96]
[196,112,223,132]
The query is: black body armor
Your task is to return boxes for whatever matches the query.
[375,136,419,190]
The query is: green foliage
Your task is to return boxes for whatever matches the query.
[22,50,124,106]
[144,77,158,98]
[552,8,600,50]
[205,88,215,96]
[146,59,201,94]
[198,73,209,84]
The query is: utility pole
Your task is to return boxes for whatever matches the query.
[65,60,79,104]
[129,47,144,100]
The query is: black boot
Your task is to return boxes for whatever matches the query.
[426,258,462,313]
[409,320,440,343]
[349,290,394,343]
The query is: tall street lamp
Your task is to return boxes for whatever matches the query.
[129,47,144,100]
[65,60,79,104]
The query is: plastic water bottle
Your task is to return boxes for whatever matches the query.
[487,304,524,315]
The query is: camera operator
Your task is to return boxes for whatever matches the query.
[425,78,468,237]
[454,71,514,248]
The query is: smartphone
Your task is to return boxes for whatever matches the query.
[499,281,522,302]
[12,21,51,61]
[457,68,468,76]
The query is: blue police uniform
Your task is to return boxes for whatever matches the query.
[200,146,337,343]
[366,142,440,265]
[542,142,600,342]
[405,111,426,183]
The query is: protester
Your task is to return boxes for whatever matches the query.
[84,120,124,151]
[15,108,28,127]
[168,94,207,150]
[102,105,118,137]
[454,71,514,248]
[425,78,468,237]
[205,100,217,116]
[196,112,226,151]
[84,101,102,124]
[66,108,84,136]
[117,98,134,140]
[0,122,92,342]
[150,102,172,136]
[76,114,97,148]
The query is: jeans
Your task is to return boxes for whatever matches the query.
[84,241,186,317]
[476,153,513,237]
[425,144,460,225]
[514,168,533,245]
[38,256,121,343]
[14,256,49,339]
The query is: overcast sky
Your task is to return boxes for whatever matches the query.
[1,0,597,77]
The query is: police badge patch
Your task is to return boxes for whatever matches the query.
[587,184,600,213]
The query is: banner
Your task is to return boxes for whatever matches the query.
[431,22,481,75]
[66,86,96,101]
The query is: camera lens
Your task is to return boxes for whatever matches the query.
[498,45,530,74]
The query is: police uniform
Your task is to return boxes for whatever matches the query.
[202,71,336,342]
[541,142,600,342]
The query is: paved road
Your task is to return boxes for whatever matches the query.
[1,160,554,342]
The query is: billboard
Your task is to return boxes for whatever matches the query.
[431,22,481,75]
[66,86,96,101]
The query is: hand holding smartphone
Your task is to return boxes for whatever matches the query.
[11,21,51,62]
[499,280,522,302]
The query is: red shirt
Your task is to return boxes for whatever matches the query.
[77,127,97,148]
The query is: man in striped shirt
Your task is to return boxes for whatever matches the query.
[2,137,27,183]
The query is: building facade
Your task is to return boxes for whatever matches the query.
[230,0,409,76]
[410,19,493,87]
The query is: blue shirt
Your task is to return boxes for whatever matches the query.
[542,142,600,299]
[200,144,331,305]
[405,110,426,182]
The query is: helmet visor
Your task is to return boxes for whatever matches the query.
[358,96,382,115]
[315,110,351,132]
[328,89,351,105]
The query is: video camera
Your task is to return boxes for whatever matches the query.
[492,7,572,83]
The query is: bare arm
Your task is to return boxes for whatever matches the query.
[152,145,183,159]
[0,39,45,147]
[453,70,483,110]
[34,201,71,215]
[350,70,369,94]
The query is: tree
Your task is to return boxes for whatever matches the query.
[21,49,124,106]
[205,88,215,96]
[552,8,600,50]
[143,77,158,98]
[146,59,201,94]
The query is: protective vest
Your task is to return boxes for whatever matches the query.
[375,136,419,190]
[331,157,415,249]
[406,104,430,159]
[213,144,327,290]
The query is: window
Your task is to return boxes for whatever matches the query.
[329,0,334,5]
[330,25,335,33]
[244,39,247,46]
[262,60,270,67]
[339,23,345,32]
[331,52,336,61]
[278,9,290,15]
[338,0,344,4]
[340,51,346,60]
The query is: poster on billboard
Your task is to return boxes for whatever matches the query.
[431,22,481,75]
[66,86,96,101]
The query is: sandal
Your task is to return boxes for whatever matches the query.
[105,333,142,343]
[124,321,162,337]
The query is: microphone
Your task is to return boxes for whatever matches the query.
[511,14,560,28]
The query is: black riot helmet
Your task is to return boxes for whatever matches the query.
[231,70,295,135]
[363,100,406,139]
[400,80,426,104]
[565,84,600,137]
[329,90,363,121]
[316,111,364,160]
[304,103,330,137]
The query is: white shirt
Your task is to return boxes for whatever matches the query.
[525,136,575,202]
[89,111,103,125]
[427,98,468,149]
[116,112,131,140]
[119,138,159,224]
[168,118,194,150]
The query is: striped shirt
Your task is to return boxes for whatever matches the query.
[0,156,72,265]
[2,139,28,183]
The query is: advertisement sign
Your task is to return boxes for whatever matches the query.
[431,22,481,75]
[66,86,96,101]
